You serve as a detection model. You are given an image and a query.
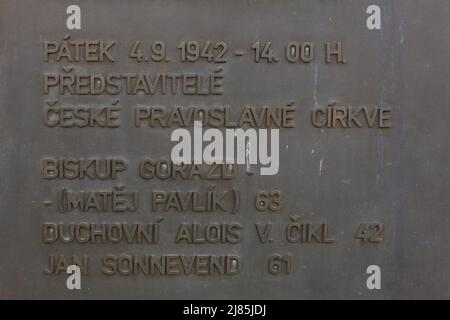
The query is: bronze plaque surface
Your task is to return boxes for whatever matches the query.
[0,0,449,299]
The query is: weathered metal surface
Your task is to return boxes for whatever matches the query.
[0,0,449,299]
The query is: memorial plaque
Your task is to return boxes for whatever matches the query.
[0,0,449,299]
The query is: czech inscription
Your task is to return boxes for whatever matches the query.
[28,3,393,294]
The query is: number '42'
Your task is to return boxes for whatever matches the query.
[355,223,383,243]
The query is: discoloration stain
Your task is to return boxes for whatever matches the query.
[319,157,324,176]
